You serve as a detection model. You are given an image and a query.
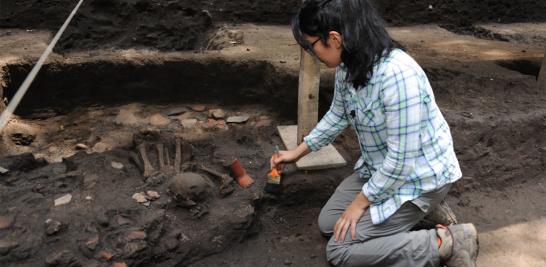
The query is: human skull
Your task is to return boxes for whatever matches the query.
[168,172,211,207]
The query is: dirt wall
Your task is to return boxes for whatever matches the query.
[1,0,545,52]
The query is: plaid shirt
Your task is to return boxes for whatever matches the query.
[304,49,462,224]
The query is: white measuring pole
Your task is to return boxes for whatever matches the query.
[0,0,84,133]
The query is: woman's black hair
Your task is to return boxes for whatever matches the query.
[292,0,396,88]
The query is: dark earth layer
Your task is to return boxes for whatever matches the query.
[1,0,545,51]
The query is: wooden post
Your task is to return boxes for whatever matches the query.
[538,53,546,92]
[297,48,321,144]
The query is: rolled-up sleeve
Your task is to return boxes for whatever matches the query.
[303,68,349,151]
[363,64,423,202]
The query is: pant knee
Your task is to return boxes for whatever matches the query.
[318,208,334,236]
[326,239,350,267]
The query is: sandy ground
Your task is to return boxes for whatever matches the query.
[1,22,546,266]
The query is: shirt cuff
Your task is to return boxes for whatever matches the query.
[303,135,321,152]
[362,182,378,203]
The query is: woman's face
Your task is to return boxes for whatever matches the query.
[303,31,343,68]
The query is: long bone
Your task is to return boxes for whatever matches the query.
[138,143,156,177]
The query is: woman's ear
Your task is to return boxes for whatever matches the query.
[328,31,343,49]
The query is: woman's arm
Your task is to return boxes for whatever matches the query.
[272,68,349,169]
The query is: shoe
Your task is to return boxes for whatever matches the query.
[426,200,458,226]
[437,223,479,267]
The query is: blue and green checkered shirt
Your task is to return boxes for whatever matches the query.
[304,49,462,224]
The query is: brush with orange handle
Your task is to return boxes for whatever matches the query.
[265,145,283,193]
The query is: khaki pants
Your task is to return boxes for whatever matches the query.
[319,173,451,267]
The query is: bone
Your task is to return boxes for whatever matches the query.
[199,165,234,197]
[129,151,143,173]
[138,143,156,177]
[165,145,171,167]
[156,143,168,172]
[174,138,182,174]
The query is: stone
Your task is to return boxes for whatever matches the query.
[166,107,189,116]
[0,166,9,174]
[85,195,93,201]
[45,219,64,235]
[180,119,198,129]
[283,260,292,266]
[99,250,113,260]
[91,141,113,154]
[146,191,160,200]
[85,236,99,251]
[127,231,147,241]
[132,192,148,204]
[203,119,218,129]
[148,113,171,126]
[45,250,78,266]
[194,112,209,122]
[0,239,18,255]
[189,104,207,112]
[111,161,124,170]
[177,111,195,120]
[74,143,89,150]
[255,115,272,127]
[115,216,132,226]
[114,106,141,126]
[84,174,98,189]
[209,109,226,119]
[216,120,228,130]
[54,194,72,206]
[227,115,249,124]
[0,215,14,230]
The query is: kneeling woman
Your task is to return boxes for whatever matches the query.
[271,0,478,266]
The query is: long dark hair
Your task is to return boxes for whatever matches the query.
[292,0,396,88]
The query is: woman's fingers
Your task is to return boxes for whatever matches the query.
[339,220,350,243]
[334,218,350,243]
[350,221,357,241]
[333,219,342,241]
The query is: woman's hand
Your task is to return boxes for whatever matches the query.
[334,192,370,243]
[270,142,311,171]
[270,149,300,172]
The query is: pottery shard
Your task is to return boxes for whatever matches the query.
[54,194,72,206]
[99,250,113,260]
[148,113,171,126]
[0,215,14,230]
[113,262,128,267]
[227,115,249,124]
[127,231,147,241]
